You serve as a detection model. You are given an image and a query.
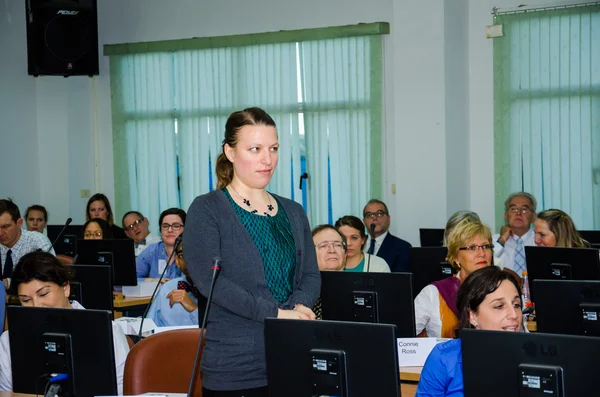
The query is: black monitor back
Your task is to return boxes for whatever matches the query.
[525,246,600,303]
[75,239,137,286]
[320,271,415,337]
[534,279,600,337]
[419,228,445,247]
[7,306,117,396]
[265,318,399,397]
[579,230,600,249]
[47,224,83,256]
[70,265,114,314]
[409,247,455,298]
[462,329,600,397]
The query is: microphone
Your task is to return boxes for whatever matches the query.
[136,234,183,340]
[366,224,375,272]
[187,257,222,396]
[48,217,73,253]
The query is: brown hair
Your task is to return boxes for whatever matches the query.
[86,193,115,225]
[537,209,589,248]
[215,107,277,189]
[334,216,367,250]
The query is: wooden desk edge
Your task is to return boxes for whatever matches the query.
[400,366,422,382]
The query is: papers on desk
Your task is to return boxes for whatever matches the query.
[153,325,198,334]
[98,394,187,397]
[397,337,449,366]
[114,317,157,337]
[122,280,160,297]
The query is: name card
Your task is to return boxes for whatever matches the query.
[397,337,448,367]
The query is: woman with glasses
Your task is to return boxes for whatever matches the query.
[146,238,206,326]
[135,208,185,280]
[81,218,114,240]
[85,193,127,239]
[184,108,320,397]
[534,209,590,248]
[335,215,390,273]
[414,220,494,338]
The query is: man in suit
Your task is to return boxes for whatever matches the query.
[362,199,412,272]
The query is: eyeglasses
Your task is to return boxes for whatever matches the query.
[508,207,531,214]
[316,241,345,251]
[459,244,494,252]
[364,211,388,219]
[125,218,144,230]
[84,231,102,238]
[161,223,184,231]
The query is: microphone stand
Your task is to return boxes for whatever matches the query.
[187,257,222,396]
[132,235,183,342]
[366,223,375,272]
[47,217,73,252]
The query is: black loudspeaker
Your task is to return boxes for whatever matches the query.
[26,0,99,77]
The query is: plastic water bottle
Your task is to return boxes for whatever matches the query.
[521,271,533,320]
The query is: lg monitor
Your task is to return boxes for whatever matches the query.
[419,228,445,247]
[70,264,114,314]
[47,224,83,256]
[534,279,600,337]
[320,271,416,337]
[265,318,399,397]
[524,246,600,302]
[75,239,137,286]
[409,247,454,298]
[579,230,600,249]
[462,328,600,396]
[7,306,118,396]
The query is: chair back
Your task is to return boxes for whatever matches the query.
[123,328,204,395]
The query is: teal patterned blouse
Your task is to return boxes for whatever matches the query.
[223,188,296,304]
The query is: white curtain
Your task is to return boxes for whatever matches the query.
[301,37,372,226]
[494,6,600,228]
[118,53,180,233]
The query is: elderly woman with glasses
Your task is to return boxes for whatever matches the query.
[135,208,185,281]
[414,219,494,338]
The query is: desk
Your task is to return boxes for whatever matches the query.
[113,295,151,319]
[401,381,418,396]
[527,320,537,332]
[400,366,422,382]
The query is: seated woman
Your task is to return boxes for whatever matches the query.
[146,239,207,327]
[85,193,127,239]
[415,266,523,397]
[82,217,114,240]
[414,219,493,338]
[534,209,590,248]
[136,208,185,280]
[0,251,130,394]
[334,216,390,273]
[24,205,48,234]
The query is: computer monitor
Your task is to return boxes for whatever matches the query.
[7,306,118,396]
[69,265,114,314]
[579,230,600,249]
[534,279,600,337]
[75,239,137,286]
[462,328,600,396]
[524,246,600,303]
[409,247,454,298]
[320,271,416,337]
[419,228,445,247]
[265,318,399,397]
[47,224,83,256]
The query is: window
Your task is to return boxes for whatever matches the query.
[107,24,387,230]
[494,4,600,228]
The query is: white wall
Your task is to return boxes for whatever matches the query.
[0,0,573,242]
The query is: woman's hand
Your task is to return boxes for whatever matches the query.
[277,308,310,320]
[293,304,316,320]
[166,289,198,312]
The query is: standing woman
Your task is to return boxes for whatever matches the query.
[85,194,127,239]
[184,107,321,397]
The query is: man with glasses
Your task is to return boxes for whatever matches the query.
[122,211,161,256]
[493,192,538,274]
[362,199,412,272]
